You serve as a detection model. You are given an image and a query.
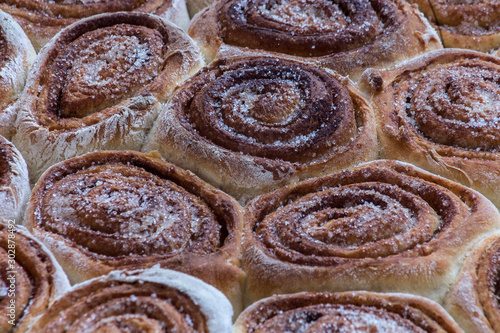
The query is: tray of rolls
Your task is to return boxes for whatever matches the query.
[0,0,499,331]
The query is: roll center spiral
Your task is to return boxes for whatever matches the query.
[184,58,357,162]
[40,164,221,257]
[218,0,387,56]
[48,24,164,119]
[408,63,500,151]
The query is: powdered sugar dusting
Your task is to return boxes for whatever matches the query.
[238,291,457,332]
[257,178,442,261]
[77,37,152,88]
[407,61,500,152]
[39,163,220,256]
[258,0,348,33]
[12,13,203,183]
[68,268,233,333]
[221,79,306,126]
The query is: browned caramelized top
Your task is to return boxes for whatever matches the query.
[216,0,403,57]
[173,57,365,164]
[31,151,240,266]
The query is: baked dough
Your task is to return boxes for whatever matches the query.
[143,56,378,203]
[24,150,245,314]
[0,135,30,223]
[445,233,500,333]
[0,223,70,332]
[12,12,204,184]
[359,49,500,209]
[235,291,462,332]
[407,0,500,52]
[29,268,233,333]
[0,0,190,51]
[242,159,500,305]
[188,0,442,80]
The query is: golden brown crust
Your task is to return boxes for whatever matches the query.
[24,150,245,314]
[12,12,204,184]
[143,56,378,203]
[0,223,70,333]
[242,159,500,306]
[188,0,442,80]
[407,0,500,52]
[234,291,463,333]
[359,49,500,209]
[0,0,190,51]
[29,268,233,333]
[444,233,500,333]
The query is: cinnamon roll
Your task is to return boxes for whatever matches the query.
[143,56,378,203]
[187,0,442,80]
[0,10,35,140]
[24,150,245,314]
[0,223,70,332]
[234,291,462,332]
[12,12,204,184]
[0,0,190,51]
[29,268,233,333]
[242,159,500,305]
[0,135,30,223]
[407,0,500,52]
[444,233,500,333]
[359,49,500,209]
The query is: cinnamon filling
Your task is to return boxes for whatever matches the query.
[217,0,400,56]
[179,57,359,163]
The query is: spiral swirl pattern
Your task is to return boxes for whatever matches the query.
[29,12,196,126]
[24,150,243,296]
[0,0,188,50]
[186,57,356,162]
[13,12,203,183]
[0,223,70,333]
[242,159,500,303]
[144,56,376,201]
[29,268,233,333]
[256,182,443,264]
[235,292,462,333]
[360,49,500,207]
[404,56,500,152]
[251,160,473,265]
[188,0,441,79]
[40,161,220,258]
[217,0,389,57]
